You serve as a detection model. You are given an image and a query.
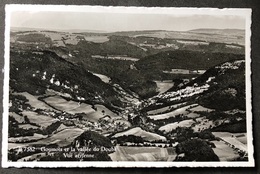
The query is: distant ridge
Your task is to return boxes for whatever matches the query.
[11,27,244,34]
[188,28,245,35]
[189,28,245,31]
[10,27,109,33]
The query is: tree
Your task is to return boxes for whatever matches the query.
[198,130,216,140]
[92,105,97,111]
[175,127,195,142]
[175,139,219,161]
[24,116,30,124]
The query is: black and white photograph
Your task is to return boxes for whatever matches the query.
[2,5,254,167]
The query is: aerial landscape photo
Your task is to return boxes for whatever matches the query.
[5,7,251,164]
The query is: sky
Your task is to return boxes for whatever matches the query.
[10,11,246,32]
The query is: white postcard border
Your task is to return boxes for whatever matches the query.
[2,4,254,168]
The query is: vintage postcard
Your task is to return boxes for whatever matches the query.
[2,5,254,167]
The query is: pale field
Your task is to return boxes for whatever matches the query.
[211,140,240,161]
[124,142,173,148]
[92,55,139,61]
[56,123,69,132]
[84,36,109,43]
[139,43,179,50]
[45,89,72,99]
[236,136,247,145]
[159,119,195,133]
[212,132,233,137]
[53,40,66,47]
[189,105,214,112]
[133,31,245,45]
[109,145,175,161]
[154,81,174,94]
[43,32,63,41]
[44,96,118,122]
[176,40,209,45]
[18,124,39,130]
[8,133,48,143]
[232,133,247,145]
[148,104,197,120]
[212,132,247,152]
[43,32,80,45]
[226,45,242,49]
[8,128,84,150]
[43,96,94,114]
[113,127,166,142]
[13,92,56,111]
[21,110,57,128]
[10,112,24,123]
[221,137,247,152]
[186,112,200,118]
[147,102,187,115]
[30,127,84,147]
[92,73,111,83]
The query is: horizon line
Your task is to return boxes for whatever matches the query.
[10,26,246,33]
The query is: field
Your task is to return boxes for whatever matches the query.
[10,112,24,123]
[18,124,39,130]
[186,112,200,118]
[8,133,48,143]
[30,127,84,147]
[154,81,174,94]
[21,110,57,128]
[8,127,84,154]
[109,145,176,161]
[233,133,247,145]
[92,55,139,61]
[211,140,240,161]
[148,104,197,120]
[147,102,217,133]
[212,132,247,152]
[43,32,64,40]
[43,95,118,122]
[56,123,69,132]
[129,30,245,45]
[189,105,214,112]
[113,127,166,142]
[43,32,80,45]
[83,36,109,43]
[13,92,56,111]
[92,73,111,83]
[43,95,94,114]
[14,31,111,47]
[159,119,195,133]
[147,102,187,115]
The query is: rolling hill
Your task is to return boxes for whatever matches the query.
[135,50,244,81]
[142,59,246,135]
[147,59,245,109]
[9,49,127,108]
